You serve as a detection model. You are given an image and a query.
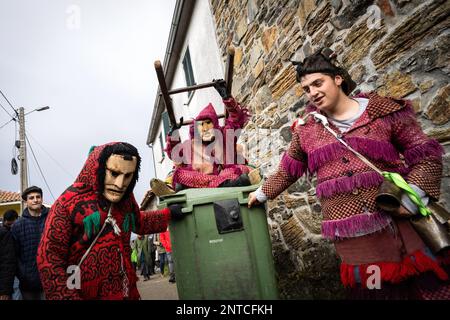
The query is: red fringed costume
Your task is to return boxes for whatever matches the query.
[261,92,450,299]
[166,97,251,188]
[37,143,171,300]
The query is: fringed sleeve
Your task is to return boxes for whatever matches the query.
[390,104,444,200]
[164,131,181,161]
[223,97,251,130]
[261,128,307,199]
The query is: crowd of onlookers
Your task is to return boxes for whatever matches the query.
[131,228,175,284]
[0,186,48,300]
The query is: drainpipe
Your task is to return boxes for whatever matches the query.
[148,143,158,180]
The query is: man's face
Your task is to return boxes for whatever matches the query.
[26,192,43,211]
[301,73,343,112]
[103,154,137,203]
[197,119,215,142]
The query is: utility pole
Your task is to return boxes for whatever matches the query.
[13,106,50,211]
[18,107,28,211]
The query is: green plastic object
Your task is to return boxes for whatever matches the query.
[158,184,279,300]
[382,171,431,216]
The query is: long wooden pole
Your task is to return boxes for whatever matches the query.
[224,46,235,96]
[167,81,217,95]
[154,60,176,126]
[154,47,235,128]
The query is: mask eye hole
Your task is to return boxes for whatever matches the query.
[108,169,119,177]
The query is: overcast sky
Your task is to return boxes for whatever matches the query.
[0,0,176,204]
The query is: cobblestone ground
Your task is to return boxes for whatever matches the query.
[136,274,179,300]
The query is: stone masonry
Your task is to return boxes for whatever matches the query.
[210,0,450,299]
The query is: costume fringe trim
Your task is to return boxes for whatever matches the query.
[340,250,449,288]
[404,139,444,166]
[321,211,392,240]
[308,137,399,173]
[83,211,101,239]
[316,171,384,198]
[122,212,136,233]
[280,152,306,179]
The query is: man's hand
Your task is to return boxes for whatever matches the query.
[248,192,260,208]
[169,204,185,221]
[0,295,10,300]
[212,79,229,99]
[168,117,184,136]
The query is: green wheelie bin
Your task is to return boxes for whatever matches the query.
[158,184,279,300]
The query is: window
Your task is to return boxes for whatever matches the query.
[162,111,170,136]
[182,46,196,98]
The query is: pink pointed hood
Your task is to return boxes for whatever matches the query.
[195,103,219,128]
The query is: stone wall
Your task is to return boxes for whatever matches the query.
[209,0,450,299]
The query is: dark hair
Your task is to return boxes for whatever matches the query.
[4,209,18,221]
[97,142,141,200]
[293,48,356,95]
[22,185,43,201]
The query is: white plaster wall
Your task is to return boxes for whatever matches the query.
[152,121,174,179]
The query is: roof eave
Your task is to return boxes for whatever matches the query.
[146,0,196,145]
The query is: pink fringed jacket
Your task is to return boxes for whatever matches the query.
[261,92,450,294]
[262,92,444,239]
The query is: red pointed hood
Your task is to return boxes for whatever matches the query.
[195,103,219,128]
[75,142,116,191]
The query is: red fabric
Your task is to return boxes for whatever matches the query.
[195,103,219,129]
[172,165,249,189]
[438,250,450,265]
[160,230,172,253]
[340,250,448,288]
[37,143,171,300]
[166,97,251,188]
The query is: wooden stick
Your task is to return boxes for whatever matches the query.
[167,81,217,95]
[224,47,235,96]
[180,113,225,126]
[154,47,235,128]
[154,60,176,126]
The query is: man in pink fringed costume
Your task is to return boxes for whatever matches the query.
[248,48,450,299]
[164,80,253,190]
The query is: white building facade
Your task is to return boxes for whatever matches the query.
[147,0,227,180]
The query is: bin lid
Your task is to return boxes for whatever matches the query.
[158,184,260,214]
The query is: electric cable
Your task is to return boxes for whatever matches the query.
[25,133,56,201]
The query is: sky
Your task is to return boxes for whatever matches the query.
[0,0,176,204]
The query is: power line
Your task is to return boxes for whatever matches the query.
[0,89,18,116]
[0,101,15,119]
[26,130,74,179]
[0,118,15,130]
[25,134,56,201]
[14,117,17,141]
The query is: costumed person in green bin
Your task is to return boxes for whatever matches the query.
[37,142,185,300]
[151,79,261,197]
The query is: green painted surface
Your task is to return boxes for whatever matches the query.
[159,185,279,300]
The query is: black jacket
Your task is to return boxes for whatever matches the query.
[0,226,16,296]
[11,206,49,291]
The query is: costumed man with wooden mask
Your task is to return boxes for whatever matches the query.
[151,80,259,195]
[37,142,184,300]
